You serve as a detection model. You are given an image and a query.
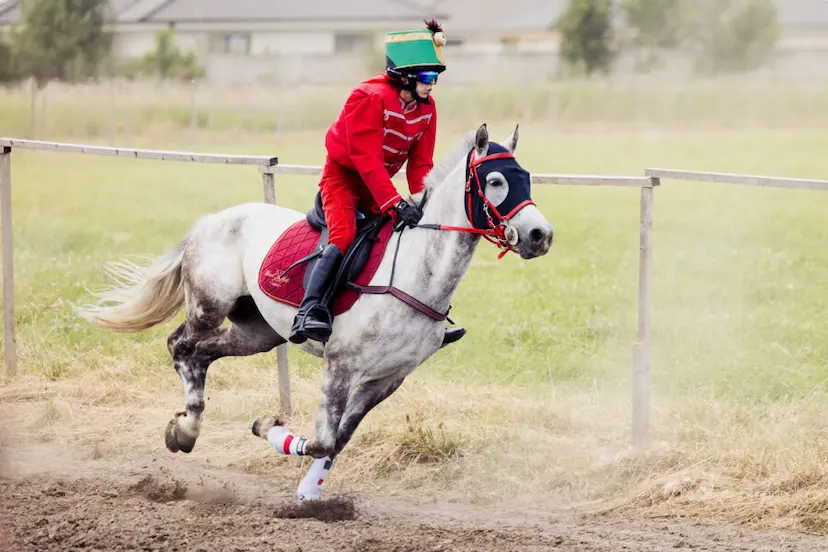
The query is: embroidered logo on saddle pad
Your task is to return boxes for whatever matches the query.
[258,219,393,315]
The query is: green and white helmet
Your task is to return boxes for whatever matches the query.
[385,19,447,78]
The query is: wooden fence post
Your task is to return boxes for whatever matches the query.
[633,178,656,447]
[261,170,291,415]
[1,146,16,379]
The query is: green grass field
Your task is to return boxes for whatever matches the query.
[1,120,827,531]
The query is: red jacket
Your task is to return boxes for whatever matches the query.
[325,75,437,213]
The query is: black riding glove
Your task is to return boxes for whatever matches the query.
[393,199,423,228]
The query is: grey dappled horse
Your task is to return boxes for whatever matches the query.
[76,124,554,501]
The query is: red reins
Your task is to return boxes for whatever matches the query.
[365,150,533,322]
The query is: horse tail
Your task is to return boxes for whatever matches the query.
[75,233,190,333]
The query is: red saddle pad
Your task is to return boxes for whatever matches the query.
[258,219,394,316]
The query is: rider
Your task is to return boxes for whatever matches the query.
[289,19,466,347]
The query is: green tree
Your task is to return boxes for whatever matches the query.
[621,0,779,74]
[558,0,616,75]
[13,0,112,85]
[687,0,779,74]
[620,0,685,70]
[137,28,203,80]
[0,35,17,83]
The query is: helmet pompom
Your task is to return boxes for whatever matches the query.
[433,32,447,46]
[424,19,443,34]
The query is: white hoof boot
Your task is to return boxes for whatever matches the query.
[296,457,332,502]
[297,483,323,502]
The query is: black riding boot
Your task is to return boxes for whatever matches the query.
[440,327,466,348]
[289,244,342,344]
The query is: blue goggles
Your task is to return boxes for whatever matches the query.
[414,71,439,85]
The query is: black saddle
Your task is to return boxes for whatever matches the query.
[304,191,388,303]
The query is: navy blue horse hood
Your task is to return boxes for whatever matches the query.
[464,142,534,230]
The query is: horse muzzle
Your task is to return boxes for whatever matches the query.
[517,223,554,259]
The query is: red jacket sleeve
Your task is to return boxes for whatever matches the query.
[343,90,401,212]
[406,106,437,195]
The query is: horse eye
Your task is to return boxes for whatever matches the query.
[486,172,506,187]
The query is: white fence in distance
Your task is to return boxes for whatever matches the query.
[0,138,290,416]
[1,137,661,445]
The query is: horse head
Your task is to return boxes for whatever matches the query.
[464,124,554,259]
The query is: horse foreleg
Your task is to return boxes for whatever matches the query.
[252,360,357,501]
[334,375,406,455]
[254,359,354,456]
[292,375,405,501]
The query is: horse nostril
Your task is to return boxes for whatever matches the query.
[530,228,544,243]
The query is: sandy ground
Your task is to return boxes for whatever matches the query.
[0,440,825,552]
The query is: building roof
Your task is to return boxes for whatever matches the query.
[117,0,170,23]
[410,0,828,34]
[0,0,19,25]
[0,0,441,25]
[1,0,826,29]
[146,0,438,23]
[421,0,564,34]
[776,0,828,28]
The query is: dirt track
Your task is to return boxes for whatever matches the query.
[1,441,826,552]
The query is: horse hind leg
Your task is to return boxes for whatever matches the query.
[165,287,230,454]
[166,294,283,454]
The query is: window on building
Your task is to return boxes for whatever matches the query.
[211,33,251,55]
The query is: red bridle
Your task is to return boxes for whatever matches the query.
[416,150,534,259]
[354,149,535,322]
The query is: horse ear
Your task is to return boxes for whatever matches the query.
[474,123,489,157]
[505,124,519,154]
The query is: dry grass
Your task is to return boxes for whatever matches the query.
[2,360,825,533]
[4,76,828,142]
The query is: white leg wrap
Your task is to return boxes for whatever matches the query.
[266,426,308,456]
[296,457,333,502]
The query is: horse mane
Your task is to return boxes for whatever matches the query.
[424,129,476,193]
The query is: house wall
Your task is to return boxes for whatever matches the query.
[115,28,354,60]
[206,53,367,85]
[203,50,561,85]
[773,49,828,76]
[111,25,828,84]
[250,32,335,56]
[113,29,205,58]
[173,31,206,54]
[112,32,158,58]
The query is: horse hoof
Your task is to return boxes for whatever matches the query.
[297,486,322,502]
[165,416,197,454]
[252,415,285,439]
[164,419,180,453]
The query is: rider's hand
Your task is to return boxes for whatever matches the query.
[391,199,423,228]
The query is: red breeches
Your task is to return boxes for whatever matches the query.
[319,157,381,254]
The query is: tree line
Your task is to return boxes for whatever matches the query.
[1,0,781,85]
[0,0,201,86]
[559,0,780,76]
